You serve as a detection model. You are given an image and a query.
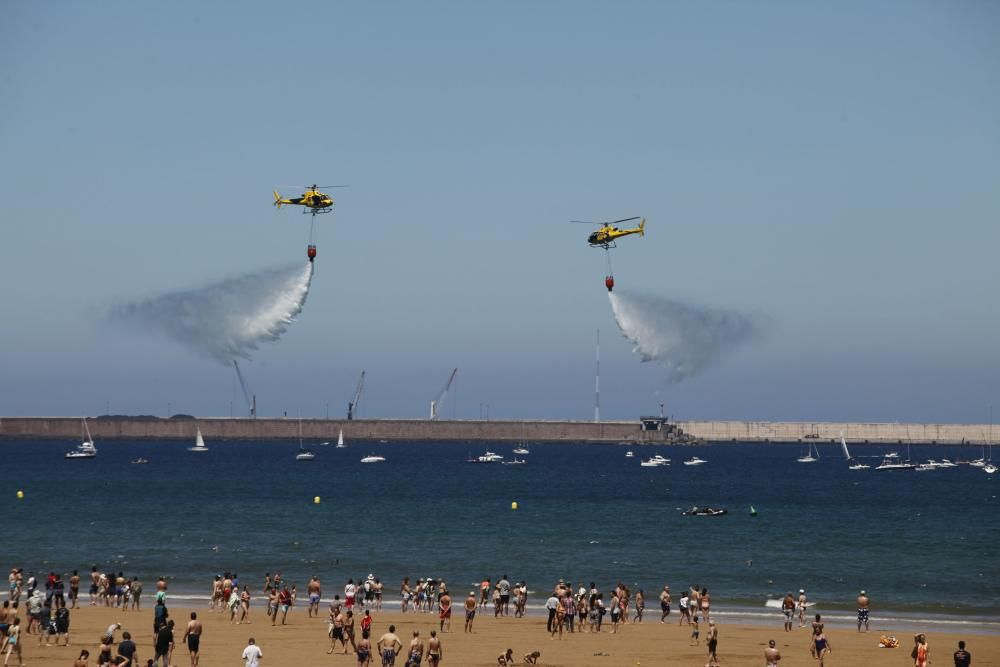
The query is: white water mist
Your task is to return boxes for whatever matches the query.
[112,262,314,364]
[608,290,764,383]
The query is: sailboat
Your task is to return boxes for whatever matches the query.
[187,427,209,452]
[985,412,997,474]
[335,429,347,448]
[842,432,870,470]
[65,418,98,459]
[512,422,530,455]
[796,441,820,463]
[295,418,315,460]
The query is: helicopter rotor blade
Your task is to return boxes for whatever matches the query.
[276,184,351,190]
[569,220,602,225]
[608,217,641,225]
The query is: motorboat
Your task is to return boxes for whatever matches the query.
[130,458,149,465]
[65,419,98,459]
[502,457,527,465]
[875,458,915,471]
[335,429,347,448]
[915,462,938,472]
[473,451,504,463]
[683,456,707,466]
[797,442,820,463]
[625,451,635,458]
[884,451,900,459]
[360,453,386,464]
[849,461,871,470]
[682,507,728,517]
[985,463,998,474]
[641,454,670,467]
[187,427,209,452]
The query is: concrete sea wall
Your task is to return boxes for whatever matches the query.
[0,417,994,445]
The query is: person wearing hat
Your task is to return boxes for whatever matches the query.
[857,590,870,632]
[797,589,808,627]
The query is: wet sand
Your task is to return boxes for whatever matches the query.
[14,603,1000,666]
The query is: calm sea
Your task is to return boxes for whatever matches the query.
[4,439,998,627]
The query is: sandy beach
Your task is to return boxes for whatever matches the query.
[10,602,999,667]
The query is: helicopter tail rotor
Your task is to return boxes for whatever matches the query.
[273,191,283,209]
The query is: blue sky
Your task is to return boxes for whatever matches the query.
[1,1,998,422]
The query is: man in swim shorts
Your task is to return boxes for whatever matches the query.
[857,590,870,632]
[307,576,322,618]
[464,592,476,633]
[356,629,372,666]
[782,593,795,632]
[405,630,423,666]
[659,585,671,622]
[438,590,451,633]
[377,624,401,666]
[183,611,202,667]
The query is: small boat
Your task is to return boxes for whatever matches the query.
[512,446,530,455]
[985,463,998,474]
[65,419,98,459]
[360,453,386,464]
[875,459,915,471]
[682,507,728,516]
[841,433,869,469]
[294,418,315,460]
[472,451,504,463]
[625,451,635,458]
[187,427,209,452]
[335,429,347,448]
[130,458,149,465]
[884,451,900,459]
[502,457,527,466]
[749,505,758,517]
[915,462,938,472]
[640,454,670,467]
[797,442,820,463]
[683,456,707,466]
[379,439,388,444]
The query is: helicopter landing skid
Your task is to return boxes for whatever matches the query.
[590,241,617,249]
[303,208,334,215]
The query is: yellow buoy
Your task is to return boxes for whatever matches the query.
[313,496,321,504]
[511,501,518,510]
[16,490,25,500]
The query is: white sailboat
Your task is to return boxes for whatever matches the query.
[842,432,870,470]
[295,419,315,461]
[187,427,209,452]
[875,444,914,471]
[797,441,820,463]
[985,413,996,474]
[335,429,347,448]
[65,418,98,459]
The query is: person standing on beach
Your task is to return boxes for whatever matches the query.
[241,637,262,667]
[764,639,780,666]
[306,576,320,618]
[117,630,138,666]
[797,589,808,627]
[277,586,292,625]
[345,579,357,612]
[782,593,795,632]
[633,589,644,623]
[545,592,558,632]
[405,631,423,667]
[913,633,929,667]
[498,576,511,616]
[438,590,452,632]
[857,590,870,632]
[2,617,21,667]
[357,629,372,667]
[427,630,442,666]
[689,612,700,646]
[377,624,401,667]
[705,620,720,667]
[479,579,490,610]
[953,640,971,667]
[69,571,80,609]
[463,592,476,633]
[89,567,100,607]
[154,619,174,667]
[551,595,566,639]
[659,585,671,622]
[814,631,831,667]
[183,612,202,667]
[679,590,690,626]
[130,577,142,611]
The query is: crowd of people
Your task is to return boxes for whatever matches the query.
[1,564,984,667]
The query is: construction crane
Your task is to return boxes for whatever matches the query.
[429,368,458,420]
[346,370,365,420]
[232,360,256,418]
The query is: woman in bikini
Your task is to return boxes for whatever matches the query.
[700,588,711,623]
[239,585,251,624]
[2,617,21,667]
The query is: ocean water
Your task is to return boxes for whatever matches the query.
[4,439,998,625]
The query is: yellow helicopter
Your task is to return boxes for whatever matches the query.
[572,216,646,248]
[272,184,348,215]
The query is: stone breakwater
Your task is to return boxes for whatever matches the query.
[0,416,993,444]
